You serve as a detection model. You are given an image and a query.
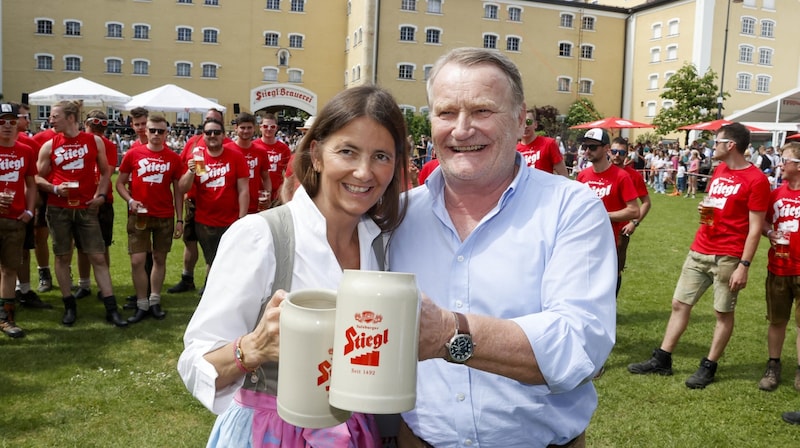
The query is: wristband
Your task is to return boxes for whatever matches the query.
[53,185,58,195]
[128,198,135,206]
[24,210,34,218]
[98,193,107,201]
[767,229,774,237]
[233,337,255,374]
[176,219,184,223]
[632,219,640,227]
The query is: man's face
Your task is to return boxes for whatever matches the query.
[583,141,608,164]
[610,143,627,166]
[17,107,30,132]
[131,115,148,138]
[146,121,168,147]
[712,132,733,160]
[0,114,17,142]
[49,106,70,133]
[522,113,536,140]
[261,119,278,139]
[205,110,223,122]
[428,62,524,187]
[203,124,224,149]
[236,121,255,141]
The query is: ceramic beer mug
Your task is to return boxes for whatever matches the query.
[329,270,420,414]
[276,289,351,429]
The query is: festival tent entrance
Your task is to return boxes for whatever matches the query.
[726,86,800,144]
[28,77,132,107]
[121,84,226,113]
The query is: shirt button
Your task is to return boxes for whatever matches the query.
[457,255,465,262]
[464,440,473,446]
[456,393,465,401]
[455,301,463,308]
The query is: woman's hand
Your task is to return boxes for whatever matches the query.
[240,289,288,366]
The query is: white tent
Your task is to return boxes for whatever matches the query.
[121,84,226,113]
[28,77,132,107]
[727,86,800,144]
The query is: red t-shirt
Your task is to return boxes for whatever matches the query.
[119,145,183,219]
[191,147,249,227]
[516,136,563,173]
[577,164,639,244]
[0,141,36,218]
[623,164,649,199]
[224,141,269,214]
[48,132,101,209]
[691,162,770,258]
[418,159,440,185]
[32,128,57,147]
[766,183,800,276]
[256,138,292,202]
[93,135,117,203]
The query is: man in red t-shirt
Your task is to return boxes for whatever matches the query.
[629,122,771,389]
[117,115,184,324]
[577,128,639,297]
[256,113,290,203]
[226,112,271,214]
[516,108,568,177]
[178,118,248,289]
[0,103,37,338]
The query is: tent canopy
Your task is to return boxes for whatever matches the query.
[121,84,226,113]
[727,86,800,132]
[28,77,132,107]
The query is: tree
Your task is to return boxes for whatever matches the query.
[652,62,722,134]
[404,110,431,143]
[565,98,602,128]
[533,105,562,137]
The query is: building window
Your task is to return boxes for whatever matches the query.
[739,45,753,63]
[36,54,54,70]
[36,19,53,35]
[666,45,677,61]
[133,60,149,75]
[264,32,279,46]
[356,65,361,80]
[663,100,674,109]
[582,16,595,31]
[65,56,81,72]
[649,74,658,90]
[427,0,442,13]
[288,69,303,83]
[263,67,278,81]
[423,65,433,80]
[65,20,81,36]
[756,75,771,93]
[484,4,498,20]
[580,45,594,59]
[483,34,497,49]
[559,42,572,57]
[741,17,755,35]
[177,27,192,41]
[508,7,521,22]
[290,0,304,12]
[358,28,363,43]
[579,80,593,94]
[205,0,219,4]
[38,106,51,121]
[665,71,675,82]
[652,23,662,39]
[668,19,679,36]
[426,28,440,44]
[277,49,290,66]
[398,64,414,80]
[133,24,150,40]
[289,34,303,48]
[266,0,280,10]
[506,36,520,52]
[176,62,192,77]
[763,0,775,9]
[202,64,218,78]
[758,48,772,66]
[400,26,416,42]
[651,48,661,63]
[106,58,122,74]
[646,102,656,117]
[177,0,192,3]
[106,23,123,38]
[557,77,571,92]
[737,73,752,91]
[560,13,573,28]
[203,29,218,43]
[761,20,774,38]
[401,0,416,11]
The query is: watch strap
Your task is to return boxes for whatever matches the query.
[453,311,470,336]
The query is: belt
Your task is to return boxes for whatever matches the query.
[397,420,585,448]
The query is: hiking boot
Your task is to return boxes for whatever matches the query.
[686,357,718,389]
[628,348,673,375]
[62,296,77,326]
[782,411,800,425]
[16,290,53,309]
[74,287,92,300]
[167,274,195,293]
[794,367,800,392]
[0,301,25,338]
[37,267,52,293]
[758,359,781,391]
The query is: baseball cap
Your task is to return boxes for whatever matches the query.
[0,103,20,118]
[580,128,610,145]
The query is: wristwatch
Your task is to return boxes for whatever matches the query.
[446,312,475,363]
[739,260,751,267]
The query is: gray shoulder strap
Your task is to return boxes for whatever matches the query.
[372,233,386,271]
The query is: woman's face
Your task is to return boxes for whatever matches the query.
[311,116,397,222]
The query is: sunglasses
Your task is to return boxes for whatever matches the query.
[0,119,18,126]
[261,124,277,129]
[17,114,30,120]
[714,139,732,145]
[148,128,167,135]
[583,144,603,151]
[525,118,534,126]
[86,118,109,126]
[204,129,224,136]
[610,149,627,155]
[781,157,800,164]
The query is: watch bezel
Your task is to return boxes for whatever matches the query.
[447,333,474,363]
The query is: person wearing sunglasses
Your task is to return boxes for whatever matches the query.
[226,112,272,214]
[577,129,640,298]
[0,102,37,338]
[629,122,771,390]
[256,113,290,205]
[178,118,249,291]
[516,109,569,177]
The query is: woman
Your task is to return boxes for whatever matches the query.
[178,85,409,447]
[687,149,700,198]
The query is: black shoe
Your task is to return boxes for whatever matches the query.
[123,295,138,310]
[106,310,128,327]
[74,288,91,300]
[149,304,166,320]
[782,411,800,425]
[686,357,718,389]
[167,275,195,293]
[37,268,53,293]
[127,308,149,324]
[17,290,53,309]
[628,348,673,376]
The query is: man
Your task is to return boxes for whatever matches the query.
[628,122,770,389]
[35,100,127,327]
[128,107,150,148]
[610,137,652,294]
[577,130,639,297]
[178,119,248,289]
[256,113,289,204]
[117,115,184,323]
[168,108,232,294]
[389,48,616,447]
[516,108,569,177]
[225,112,271,213]
[0,103,37,337]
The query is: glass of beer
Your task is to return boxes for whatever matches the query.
[193,150,206,176]
[64,182,80,207]
[135,206,148,230]
[0,188,15,214]
[775,232,790,258]
[258,189,270,211]
[699,197,714,226]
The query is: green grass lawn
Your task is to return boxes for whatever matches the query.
[2,178,800,446]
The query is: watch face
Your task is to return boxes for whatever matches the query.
[448,335,474,363]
